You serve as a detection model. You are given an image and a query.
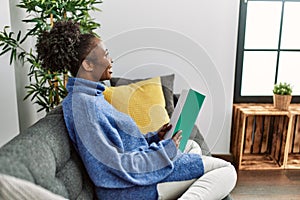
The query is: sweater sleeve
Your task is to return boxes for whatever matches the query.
[71,97,179,188]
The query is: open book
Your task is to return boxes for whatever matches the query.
[164,89,206,152]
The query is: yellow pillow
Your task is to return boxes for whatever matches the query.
[103,77,170,133]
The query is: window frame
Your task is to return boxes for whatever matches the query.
[234,0,300,103]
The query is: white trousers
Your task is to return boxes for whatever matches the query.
[157,140,237,200]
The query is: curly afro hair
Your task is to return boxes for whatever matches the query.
[36,21,97,76]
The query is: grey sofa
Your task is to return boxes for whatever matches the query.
[0,106,94,199]
[0,104,230,199]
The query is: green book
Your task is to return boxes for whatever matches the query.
[165,89,206,152]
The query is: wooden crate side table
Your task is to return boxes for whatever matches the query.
[231,103,300,170]
[284,110,300,169]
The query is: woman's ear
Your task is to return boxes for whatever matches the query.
[82,59,94,72]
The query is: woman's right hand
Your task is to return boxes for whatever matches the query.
[172,130,182,149]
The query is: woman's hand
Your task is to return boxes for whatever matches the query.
[157,123,172,141]
[172,130,182,149]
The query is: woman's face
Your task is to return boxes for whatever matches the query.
[86,39,113,81]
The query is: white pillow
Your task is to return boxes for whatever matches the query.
[0,174,68,200]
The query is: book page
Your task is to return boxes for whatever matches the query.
[164,89,188,139]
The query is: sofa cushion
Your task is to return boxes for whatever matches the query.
[110,74,175,117]
[0,173,67,200]
[104,76,170,133]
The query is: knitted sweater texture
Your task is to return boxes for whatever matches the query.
[62,78,204,200]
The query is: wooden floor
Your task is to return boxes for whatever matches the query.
[231,169,300,200]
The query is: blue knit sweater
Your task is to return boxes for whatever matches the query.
[62,78,204,200]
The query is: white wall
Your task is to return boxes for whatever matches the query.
[0,0,19,147]
[9,0,45,133]
[95,0,240,153]
[1,0,240,153]
[0,0,44,147]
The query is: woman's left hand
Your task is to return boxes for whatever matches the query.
[157,123,172,141]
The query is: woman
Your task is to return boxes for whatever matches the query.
[37,21,237,200]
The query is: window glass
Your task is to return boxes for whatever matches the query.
[244,1,282,49]
[241,51,277,96]
[281,2,300,49]
[277,52,300,95]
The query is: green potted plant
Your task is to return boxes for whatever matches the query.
[273,82,293,110]
[0,0,102,112]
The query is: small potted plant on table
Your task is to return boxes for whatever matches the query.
[273,82,293,110]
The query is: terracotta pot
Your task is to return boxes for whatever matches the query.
[273,94,292,110]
